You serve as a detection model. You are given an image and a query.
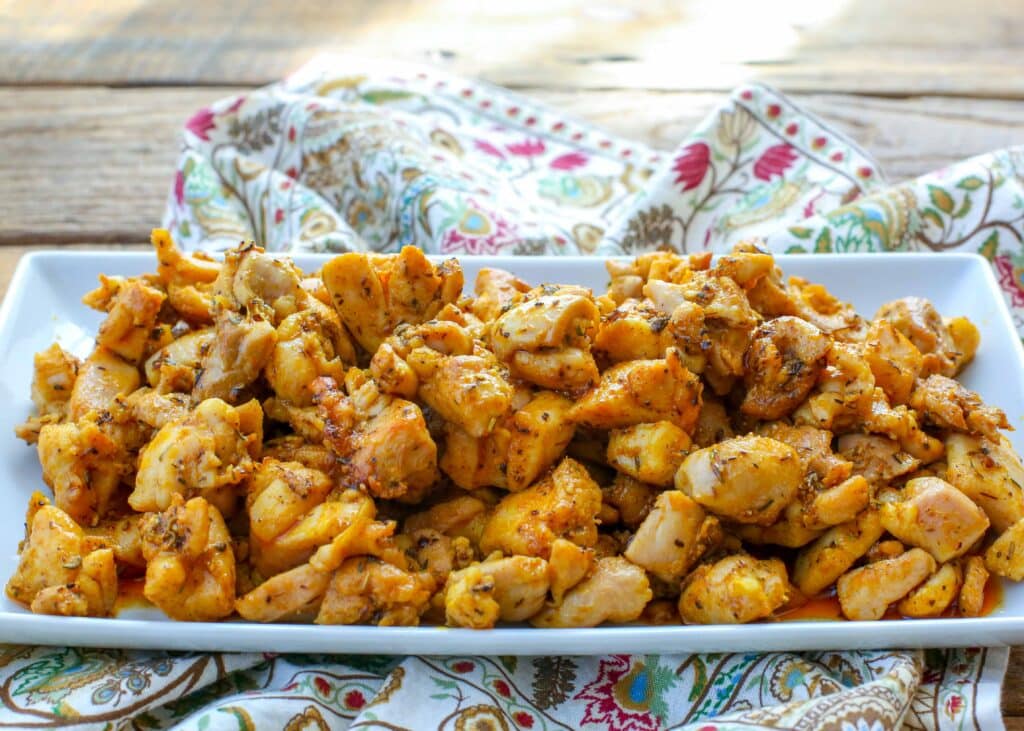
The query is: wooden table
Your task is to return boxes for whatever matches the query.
[1,0,1022,722]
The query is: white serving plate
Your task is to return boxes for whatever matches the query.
[0,251,1022,655]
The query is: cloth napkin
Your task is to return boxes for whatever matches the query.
[3,57,1020,730]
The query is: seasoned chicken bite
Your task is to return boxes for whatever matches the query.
[144,328,215,393]
[444,555,550,628]
[758,422,851,488]
[479,457,602,559]
[792,509,885,596]
[192,304,277,403]
[985,516,1024,581]
[879,477,989,562]
[897,562,962,618]
[548,538,595,605]
[151,229,220,324]
[607,421,691,487]
[837,433,920,486]
[140,495,235,621]
[489,284,601,392]
[862,318,923,405]
[506,391,576,491]
[946,433,1024,532]
[418,354,513,439]
[837,548,936,621]
[29,343,80,418]
[570,349,702,432]
[741,316,830,420]
[732,501,822,548]
[959,555,990,617]
[875,296,964,377]
[603,474,658,529]
[247,459,375,576]
[679,554,789,625]
[69,347,141,420]
[317,556,435,626]
[470,268,530,323]
[593,300,675,364]
[6,492,117,617]
[793,342,875,431]
[910,374,1009,440]
[691,396,734,448]
[624,491,716,583]
[531,556,651,628]
[94,279,167,364]
[124,388,191,429]
[266,309,350,406]
[409,529,475,584]
[37,417,126,527]
[404,495,489,544]
[213,242,305,322]
[131,398,262,514]
[803,475,870,530]
[321,246,463,352]
[675,435,802,526]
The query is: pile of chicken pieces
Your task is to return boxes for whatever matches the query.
[9,229,1024,628]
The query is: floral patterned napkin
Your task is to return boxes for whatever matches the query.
[3,57,1019,730]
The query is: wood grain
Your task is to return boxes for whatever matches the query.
[5,86,1024,245]
[4,0,1024,96]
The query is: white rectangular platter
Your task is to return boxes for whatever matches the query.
[0,250,1022,655]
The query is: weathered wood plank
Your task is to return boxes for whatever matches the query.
[1005,647,1024,715]
[3,86,1024,245]
[3,0,1024,96]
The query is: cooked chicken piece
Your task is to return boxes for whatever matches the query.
[124,388,191,429]
[409,529,475,583]
[192,304,277,403]
[571,349,702,432]
[945,316,980,374]
[144,328,215,393]
[866,539,907,563]
[946,433,1024,532]
[262,437,336,474]
[910,375,1009,440]
[418,355,513,438]
[792,509,885,596]
[678,554,789,624]
[803,475,870,530]
[93,279,167,364]
[959,555,990,617]
[593,300,674,364]
[733,501,823,548]
[6,492,117,617]
[87,513,146,569]
[321,247,463,352]
[263,397,325,443]
[603,474,658,529]
[404,495,489,544]
[687,399,732,454]
[443,564,500,629]
[758,423,851,488]
[140,495,235,621]
[879,477,989,562]
[837,548,936,621]
[68,347,141,420]
[489,285,601,392]
[313,375,438,501]
[29,343,80,418]
[370,342,419,398]
[37,418,124,526]
[624,491,715,583]
[985,516,1024,580]
[470,268,530,323]
[213,243,305,322]
[131,398,262,514]
[741,316,830,420]
[443,555,549,628]
[247,459,374,576]
[150,229,220,323]
[531,556,651,628]
[875,296,967,377]
[506,391,576,491]
[786,277,866,340]
[317,556,435,626]
[895,562,962,618]
[837,433,920,485]
[607,421,691,487]
[860,390,945,463]
[548,538,594,605]
[266,310,349,407]
[793,343,874,431]
[862,318,923,405]
[713,249,775,288]
[675,435,802,526]
[236,518,404,622]
[440,421,511,491]
[480,457,602,559]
